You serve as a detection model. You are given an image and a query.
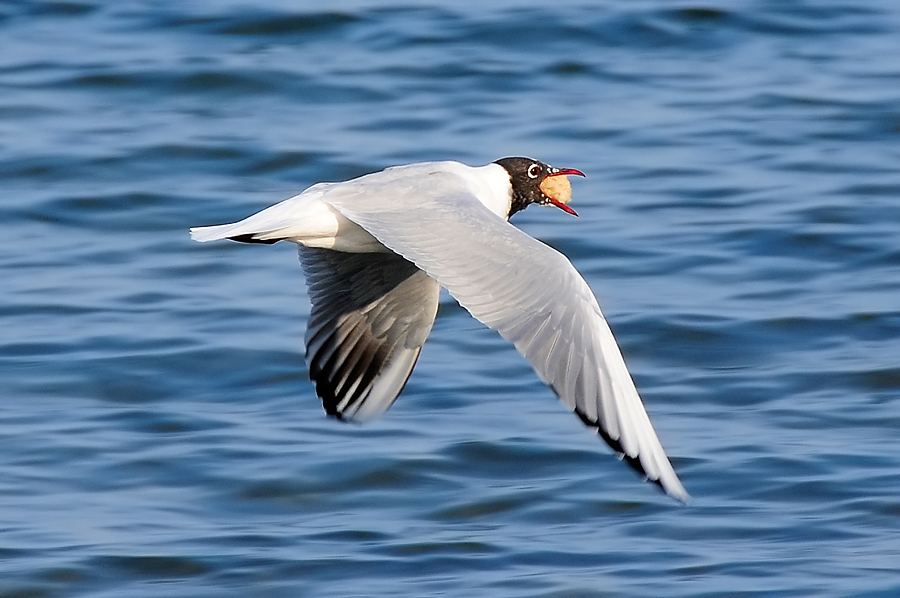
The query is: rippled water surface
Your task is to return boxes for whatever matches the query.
[3,1,900,596]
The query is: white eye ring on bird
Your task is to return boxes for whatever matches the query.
[527,164,541,178]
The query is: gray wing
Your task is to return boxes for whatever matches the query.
[320,171,689,502]
[299,247,440,422]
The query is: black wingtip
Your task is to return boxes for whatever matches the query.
[573,409,668,493]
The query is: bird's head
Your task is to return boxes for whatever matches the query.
[495,157,585,218]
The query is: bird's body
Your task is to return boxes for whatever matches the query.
[191,162,513,251]
[191,158,689,502]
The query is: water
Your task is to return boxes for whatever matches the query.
[2,1,899,596]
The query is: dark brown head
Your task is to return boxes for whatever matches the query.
[494,157,585,218]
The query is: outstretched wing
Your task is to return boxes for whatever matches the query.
[299,247,440,422]
[319,170,689,502]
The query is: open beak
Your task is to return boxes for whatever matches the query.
[548,197,579,217]
[542,168,585,217]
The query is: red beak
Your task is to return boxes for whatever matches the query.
[548,198,579,217]
[552,167,586,178]
[546,167,585,217]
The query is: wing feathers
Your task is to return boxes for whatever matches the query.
[321,179,689,502]
[300,248,440,422]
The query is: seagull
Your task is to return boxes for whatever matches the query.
[191,157,689,502]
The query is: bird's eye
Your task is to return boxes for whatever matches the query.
[527,163,541,178]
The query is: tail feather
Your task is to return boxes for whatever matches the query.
[188,185,380,252]
[189,222,288,243]
[189,190,320,243]
[190,222,249,242]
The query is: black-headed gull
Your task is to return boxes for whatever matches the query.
[191,157,689,502]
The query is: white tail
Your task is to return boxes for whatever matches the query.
[190,222,243,242]
[189,190,329,243]
[189,188,384,253]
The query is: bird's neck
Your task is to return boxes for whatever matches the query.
[470,163,515,220]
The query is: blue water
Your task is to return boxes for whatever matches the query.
[2,1,900,596]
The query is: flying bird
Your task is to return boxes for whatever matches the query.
[191,157,689,502]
